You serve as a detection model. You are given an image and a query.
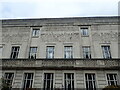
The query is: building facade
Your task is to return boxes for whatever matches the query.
[1,16,120,89]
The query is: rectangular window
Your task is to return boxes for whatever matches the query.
[81,28,88,36]
[10,46,20,59]
[29,47,37,59]
[107,74,117,86]
[43,73,54,90]
[46,46,54,58]
[64,46,73,58]
[23,73,34,89]
[0,47,2,58]
[4,73,14,87]
[83,46,91,59]
[32,29,40,37]
[85,73,96,90]
[64,73,74,90]
[102,46,111,59]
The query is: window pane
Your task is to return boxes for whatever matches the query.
[102,46,111,59]
[85,73,96,90]
[81,28,88,36]
[83,47,91,59]
[107,74,117,86]
[32,29,40,36]
[29,47,37,59]
[23,73,34,89]
[64,46,73,58]
[46,46,54,58]
[10,46,20,59]
[43,73,54,90]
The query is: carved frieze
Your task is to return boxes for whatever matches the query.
[41,32,79,42]
[2,32,29,43]
[92,31,119,42]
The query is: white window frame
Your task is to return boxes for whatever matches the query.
[10,46,20,59]
[0,47,3,58]
[4,73,14,87]
[64,73,74,90]
[46,46,54,59]
[81,28,89,36]
[107,74,117,86]
[82,46,91,59]
[43,73,54,90]
[64,46,73,58]
[23,73,34,89]
[32,29,40,37]
[29,47,37,59]
[102,46,111,59]
[85,73,96,90]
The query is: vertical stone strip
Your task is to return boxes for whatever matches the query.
[76,71,84,89]
[12,70,23,88]
[33,71,43,88]
[0,3,2,89]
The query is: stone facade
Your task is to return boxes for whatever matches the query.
[1,16,120,89]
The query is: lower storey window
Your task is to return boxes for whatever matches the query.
[23,73,34,89]
[43,73,54,90]
[64,73,74,90]
[107,74,117,86]
[4,73,14,87]
[85,73,96,90]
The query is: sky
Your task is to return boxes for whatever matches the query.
[0,0,120,19]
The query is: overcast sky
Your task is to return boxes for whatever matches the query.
[0,0,119,19]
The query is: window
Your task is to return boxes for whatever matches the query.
[4,73,14,87]
[64,46,73,58]
[102,46,111,59]
[29,47,37,59]
[107,74,117,86]
[0,47,2,58]
[23,73,34,89]
[81,28,88,36]
[32,29,40,37]
[43,73,54,90]
[85,73,96,90]
[83,46,91,59]
[46,46,54,58]
[10,46,20,59]
[64,73,74,90]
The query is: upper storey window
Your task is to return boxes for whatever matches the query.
[64,46,73,58]
[81,28,89,36]
[10,46,20,59]
[32,29,40,37]
[102,46,111,59]
[83,46,91,59]
[29,47,37,59]
[46,46,54,59]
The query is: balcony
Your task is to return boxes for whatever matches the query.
[1,58,120,70]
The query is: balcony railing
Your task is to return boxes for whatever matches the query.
[1,58,120,70]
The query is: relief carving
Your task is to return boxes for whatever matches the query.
[41,32,79,42]
[92,31,119,42]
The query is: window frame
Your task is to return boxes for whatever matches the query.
[64,46,73,59]
[23,73,34,89]
[106,73,118,86]
[85,73,96,90]
[101,45,111,59]
[81,27,89,36]
[29,47,37,59]
[82,46,91,59]
[46,46,54,59]
[10,46,20,59]
[4,72,14,88]
[43,73,54,90]
[32,28,40,37]
[64,73,74,90]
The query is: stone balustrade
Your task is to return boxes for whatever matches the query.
[1,58,120,70]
